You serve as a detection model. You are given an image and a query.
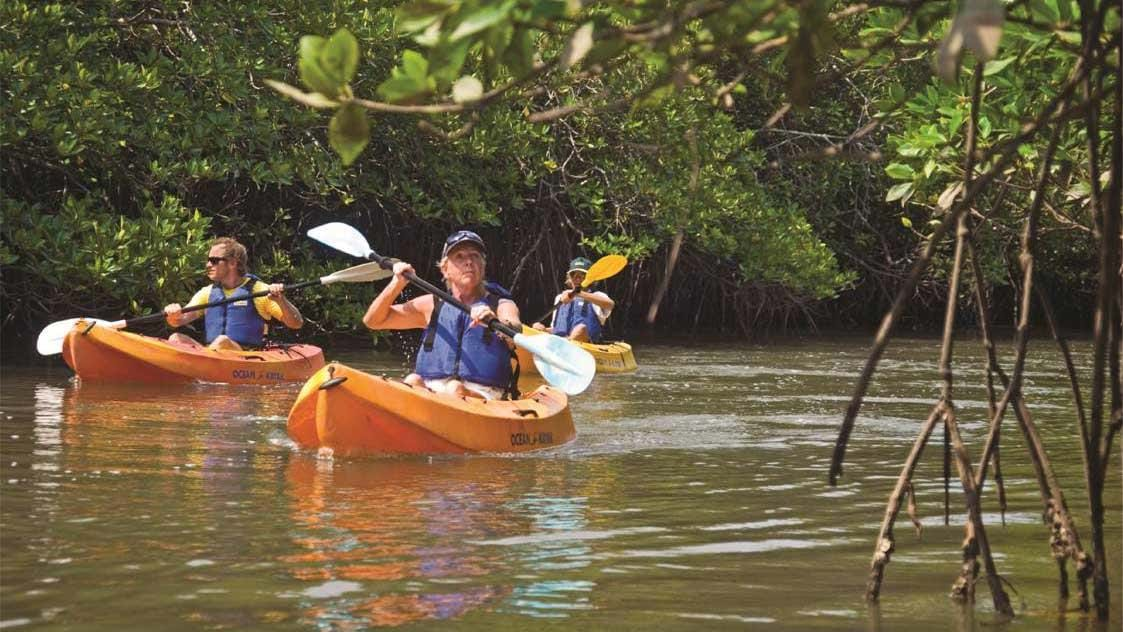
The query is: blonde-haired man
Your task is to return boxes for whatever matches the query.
[163,237,303,350]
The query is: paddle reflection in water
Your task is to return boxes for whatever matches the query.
[282,456,606,626]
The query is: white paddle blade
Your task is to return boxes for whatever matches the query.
[513,332,596,395]
[307,223,375,259]
[320,262,394,284]
[36,318,114,356]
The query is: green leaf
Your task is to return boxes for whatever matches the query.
[428,38,472,87]
[402,49,429,80]
[502,28,535,77]
[983,57,1015,76]
[376,75,428,102]
[585,39,627,67]
[885,181,914,203]
[321,28,360,84]
[298,36,339,95]
[900,216,913,228]
[978,116,992,138]
[1029,0,1060,22]
[634,83,675,109]
[396,0,453,34]
[885,162,915,180]
[529,0,567,20]
[946,109,964,137]
[483,21,514,59]
[1057,0,1074,20]
[328,103,370,166]
[449,0,517,42]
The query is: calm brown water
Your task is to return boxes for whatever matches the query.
[1,337,1119,630]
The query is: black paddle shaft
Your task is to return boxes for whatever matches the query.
[366,252,519,339]
[125,278,320,327]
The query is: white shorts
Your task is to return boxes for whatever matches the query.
[423,377,505,401]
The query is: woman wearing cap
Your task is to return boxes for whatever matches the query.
[536,257,615,343]
[362,230,521,400]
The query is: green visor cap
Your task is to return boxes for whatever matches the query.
[567,257,592,274]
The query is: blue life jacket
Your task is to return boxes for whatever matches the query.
[204,274,267,347]
[553,295,603,342]
[414,287,513,388]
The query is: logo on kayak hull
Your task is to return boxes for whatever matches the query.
[510,431,554,447]
[231,369,285,380]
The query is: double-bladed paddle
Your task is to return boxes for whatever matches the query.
[306,222,596,396]
[35,262,393,356]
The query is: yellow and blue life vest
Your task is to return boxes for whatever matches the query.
[204,275,267,347]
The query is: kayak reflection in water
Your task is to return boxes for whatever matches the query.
[284,458,517,626]
[362,230,522,400]
[163,237,304,351]
[533,256,615,343]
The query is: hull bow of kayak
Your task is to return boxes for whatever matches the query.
[61,320,324,384]
[287,363,576,456]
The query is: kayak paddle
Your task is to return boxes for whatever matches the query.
[307,222,596,396]
[525,253,627,334]
[36,262,393,356]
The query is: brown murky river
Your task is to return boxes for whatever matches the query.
[1,337,1119,629]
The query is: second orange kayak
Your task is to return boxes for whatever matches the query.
[517,338,637,375]
[61,320,324,384]
[287,362,576,456]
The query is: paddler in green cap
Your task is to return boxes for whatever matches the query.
[534,256,615,343]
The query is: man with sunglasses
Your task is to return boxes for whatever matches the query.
[362,230,520,400]
[162,237,303,350]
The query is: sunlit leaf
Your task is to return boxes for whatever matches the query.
[402,49,429,80]
[885,181,914,203]
[936,0,1005,83]
[937,181,964,209]
[298,36,339,95]
[396,0,453,34]
[885,163,915,180]
[559,22,594,70]
[452,75,483,103]
[983,57,1015,76]
[449,0,517,42]
[321,28,360,84]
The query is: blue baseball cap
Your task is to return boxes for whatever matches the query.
[441,230,486,258]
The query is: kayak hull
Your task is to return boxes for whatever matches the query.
[287,363,575,456]
[518,339,637,375]
[61,320,324,384]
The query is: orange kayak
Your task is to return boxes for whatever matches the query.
[287,362,575,456]
[61,320,324,384]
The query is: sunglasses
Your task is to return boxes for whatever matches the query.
[206,256,228,265]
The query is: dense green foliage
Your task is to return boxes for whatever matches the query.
[2,0,1114,354]
[2,0,866,352]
